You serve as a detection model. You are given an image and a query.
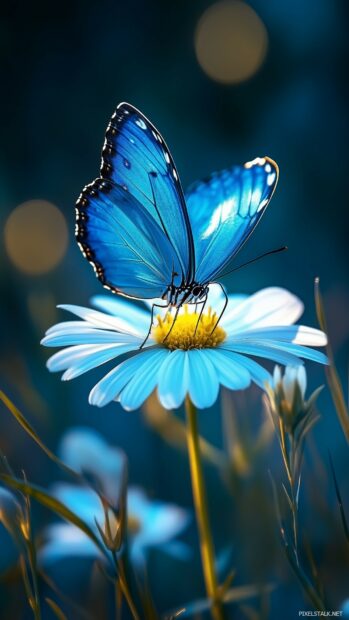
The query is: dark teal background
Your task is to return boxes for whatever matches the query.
[1,1,349,618]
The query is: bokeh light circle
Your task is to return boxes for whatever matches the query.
[194,0,268,84]
[4,200,68,275]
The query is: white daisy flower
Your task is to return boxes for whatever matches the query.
[41,286,327,411]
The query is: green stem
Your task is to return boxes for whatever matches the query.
[279,424,326,610]
[185,397,225,620]
[289,439,300,567]
[112,552,140,620]
[27,541,41,620]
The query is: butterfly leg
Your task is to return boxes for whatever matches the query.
[139,302,168,349]
[194,294,208,336]
[210,282,228,334]
[162,304,181,343]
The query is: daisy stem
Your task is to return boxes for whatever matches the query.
[185,396,225,620]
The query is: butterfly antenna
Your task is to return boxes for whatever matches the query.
[218,246,288,278]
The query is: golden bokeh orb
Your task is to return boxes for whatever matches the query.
[194,0,268,84]
[4,200,68,275]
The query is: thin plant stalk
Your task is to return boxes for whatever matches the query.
[272,412,326,610]
[112,551,140,620]
[314,278,349,443]
[185,396,225,620]
[23,491,42,620]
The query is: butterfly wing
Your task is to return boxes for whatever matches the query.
[76,103,195,298]
[100,102,194,280]
[185,157,279,284]
[76,179,179,299]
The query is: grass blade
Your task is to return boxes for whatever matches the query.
[328,453,349,543]
[164,583,275,619]
[45,599,68,620]
[0,391,80,479]
[0,474,106,557]
[314,279,349,443]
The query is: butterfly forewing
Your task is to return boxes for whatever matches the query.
[100,102,195,280]
[76,103,196,299]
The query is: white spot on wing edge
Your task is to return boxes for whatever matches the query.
[245,157,266,169]
[257,197,269,212]
[135,118,147,130]
[267,172,276,186]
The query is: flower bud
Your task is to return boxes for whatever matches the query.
[266,365,322,434]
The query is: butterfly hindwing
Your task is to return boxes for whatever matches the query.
[185,157,279,284]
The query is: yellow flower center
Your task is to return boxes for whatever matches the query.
[152,305,226,350]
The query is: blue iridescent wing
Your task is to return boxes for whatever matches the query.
[76,179,179,299]
[185,157,279,284]
[100,102,195,280]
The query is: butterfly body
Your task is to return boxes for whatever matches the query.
[165,280,208,306]
[76,103,279,318]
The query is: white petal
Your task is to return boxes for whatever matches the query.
[282,366,298,402]
[228,325,327,346]
[223,342,303,367]
[89,349,161,407]
[283,365,307,400]
[272,365,282,387]
[296,365,307,397]
[58,304,144,337]
[225,352,272,389]
[207,283,225,306]
[119,350,169,411]
[91,295,151,333]
[142,297,167,309]
[39,523,101,564]
[52,483,103,524]
[157,350,190,409]
[45,321,94,335]
[288,325,327,346]
[253,340,327,364]
[47,343,134,372]
[201,349,251,390]
[42,328,140,347]
[62,344,138,381]
[220,295,248,327]
[59,428,125,505]
[187,350,219,409]
[128,487,190,546]
[222,288,304,332]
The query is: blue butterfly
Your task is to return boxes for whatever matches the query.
[76,102,279,329]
